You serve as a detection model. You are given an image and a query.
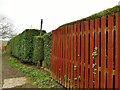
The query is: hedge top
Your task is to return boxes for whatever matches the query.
[21,29,46,35]
[10,29,46,40]
[59,5,120,27]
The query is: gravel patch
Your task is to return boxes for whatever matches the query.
[2,77,26,88]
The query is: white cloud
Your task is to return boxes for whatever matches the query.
[0,0,119,33]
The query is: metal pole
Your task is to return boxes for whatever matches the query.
[40,19,43,36]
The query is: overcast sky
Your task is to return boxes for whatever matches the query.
[0,0,119,34]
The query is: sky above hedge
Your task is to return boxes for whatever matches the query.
[0,0,120,34]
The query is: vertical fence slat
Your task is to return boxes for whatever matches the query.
[51,31,54,78]
[73,23,77,88]
[63,26,65,86]
[115,12,120,89]
[60,28,62,83]
[58,29,60,83]
[55,31,57,80]
[65,26,68,87]
[61,28,63,84]
[77,22,81,88]
[94,18,100,88]
[55,30,58,81]
[89,20,94,88]
[107,15,114,88]
[80,22,85,88]
[62,28,64,84]
[67,25,71,88]
[85,21,89,88]
[56,30,58,81]
[70,24,74,88]
[101,16,106,88]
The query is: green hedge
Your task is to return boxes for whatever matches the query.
[33,36,44,64]
[43,32,52,68]
[7,29,46,63]
[60,5,120,27]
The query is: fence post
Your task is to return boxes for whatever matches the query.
[115,12,120,89]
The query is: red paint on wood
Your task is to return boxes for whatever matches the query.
[70,25,73,88]
[89,20,94,88]
[77,22,81,88]
[80,22,85,88]
[51,13,119,89]
[67,25,71,88]
[58,29,60,82]
[85,21,89,88]
[62,27,65,86]
[107,15,114,88]
[60,28,62,83]
[101,16,106,88]
[73,23,77,88]
[51,31,54,77]
[94,18,100,88]
[66,26,69,88]
[115,12,120,89]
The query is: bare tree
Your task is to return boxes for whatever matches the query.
[118,1,120,5]
[0,16,16,40]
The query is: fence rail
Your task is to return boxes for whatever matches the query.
[51,12,120,89]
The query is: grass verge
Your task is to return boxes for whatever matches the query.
[8,57,64,88]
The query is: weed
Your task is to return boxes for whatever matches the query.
[8,57,63,88]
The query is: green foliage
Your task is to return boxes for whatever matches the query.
[43,32,52,68]
[84,5,120,20]
[33,36,44,64]
[60,5,120,27]
[7,29,46,63]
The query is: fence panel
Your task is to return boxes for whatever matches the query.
[51,12,119,89]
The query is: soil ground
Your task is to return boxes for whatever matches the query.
[1,53,64,89]
[2,53,39,88]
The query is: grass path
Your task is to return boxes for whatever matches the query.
[2,53,64,89]
[2,53,38,88]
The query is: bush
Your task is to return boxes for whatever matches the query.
[43,32,52,68]
[7,29,46,63]
[33,36,44,64]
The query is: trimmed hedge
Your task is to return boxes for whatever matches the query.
[33,36,44,64]
[7,29,46,63]
[43,32,52,68]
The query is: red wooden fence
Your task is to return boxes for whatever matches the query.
[51,12,120,89]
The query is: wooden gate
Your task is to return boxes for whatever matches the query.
[51,12,120,89]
